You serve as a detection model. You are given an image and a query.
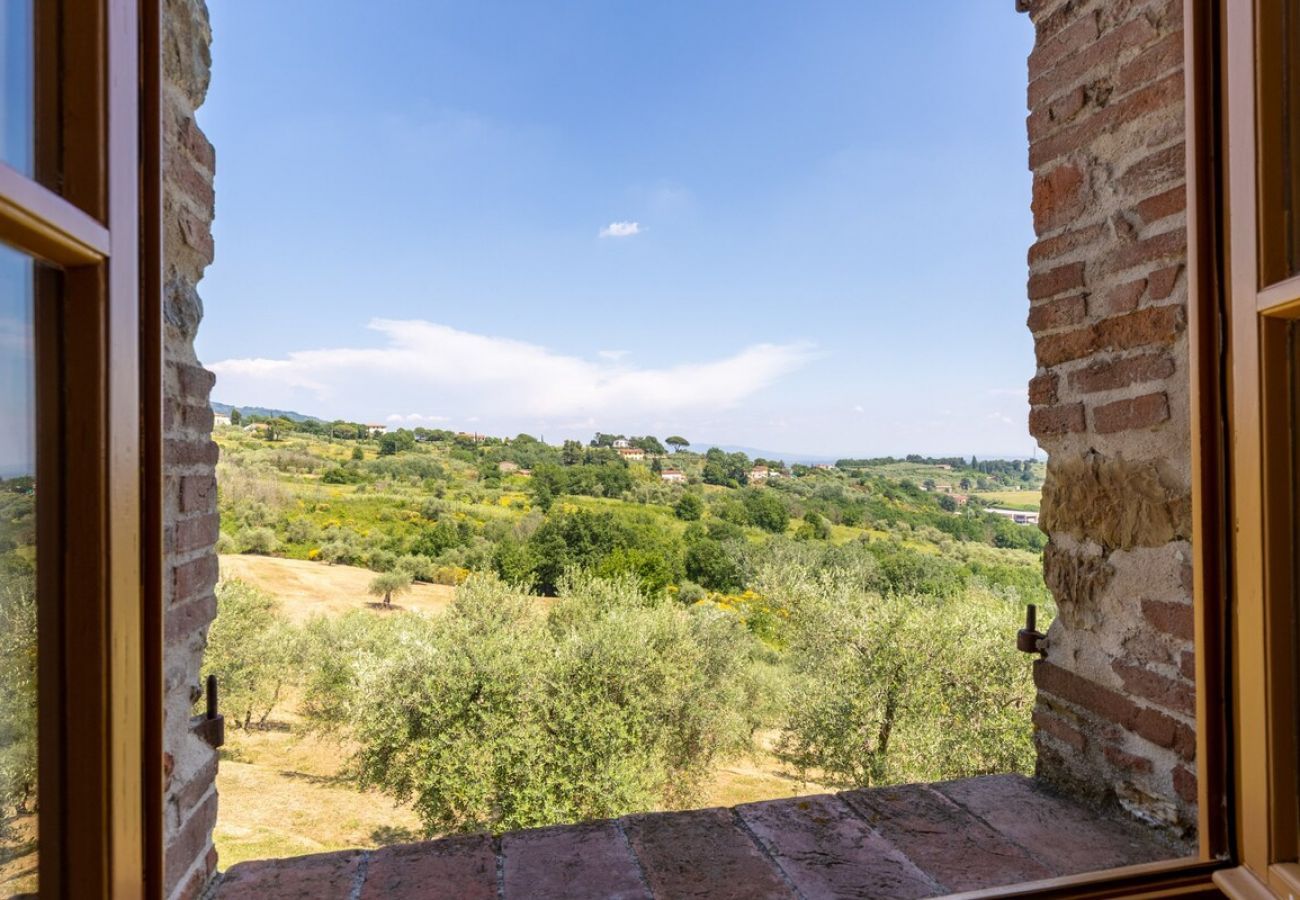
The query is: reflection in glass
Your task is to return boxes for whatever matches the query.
[0,0,33,176]
[0,243,36,896]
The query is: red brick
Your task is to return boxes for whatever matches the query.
[1029,261,1086,300]
[173,513,220,554]
[1135,186,1186,225]
[1028,86,1089,142]
[739,794,939,898]
[1115,29,1184,103]
[365,836,496,900]
[1034,709,1087,751]
[180,114,215,172]
[936,774,1176,874]
[1093,391,1170,433]
[1113,660,1195,717]
[1102,227,1187,274]
[1028,294,1087,333]
[173,554,219,603]
[181,402,214,433]
[1028,372,1059,406]
[1180,650,1196,680]
[1148,263,1183,299]
[1030,402,1086,436]
[841,784,1051,892]
[1102,744,1154,774]
[1173,764,1198,803]
[180,474,217,513]
[1032,163,1088,232]
[1143,597,1194,641]
[1132,705,1196,760]
[1117,143,1186,197]
[1029,222,1106,265]
[173,362,216,402]
[1100,302,1184,347]
[1036,327,1097,367]
[1028,15,1160,109]
[1031,72,1184,168]
[1102,743,1154,775]
[1035,660,1139,727]
[1039,305,1185,368]
[173,757,218,819]
[1070,352,1175,394]
[1096,278,1147,315]
[219,850,363,900]
[623,807,793,900]
[165,593,217,643]
[1028,14,1102,82]
[166,438,220,468]
[166,150,215,212]
[165,789,217,897]
[178,205,215,265]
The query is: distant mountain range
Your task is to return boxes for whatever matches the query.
[209,403,1025,462]
[211,401,319,423]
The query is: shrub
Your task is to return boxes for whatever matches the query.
[0,559,37,822]
[202,580,298,729]
[769,563,1034,788]
[237,526,278,555]
[304,575,763,835]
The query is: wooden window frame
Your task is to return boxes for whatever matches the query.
[1214,0,1300,897]
[0,0,163,896]
[0,0,1257,896]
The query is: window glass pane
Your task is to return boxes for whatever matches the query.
[0,0,33,177]
[0,243,36,896]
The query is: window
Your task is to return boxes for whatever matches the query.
[0,0,160,895]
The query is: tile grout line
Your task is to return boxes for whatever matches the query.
[833,791,948,897]
[347,850,371,900]
[728,807,809,900]
[613,817,656,897]
[494,834,507,900]
[927,781,1050,873]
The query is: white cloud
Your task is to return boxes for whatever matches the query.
[597,349,629,361]
[852,405,864,414]
[599,221,640,238]
[209,319,816,426]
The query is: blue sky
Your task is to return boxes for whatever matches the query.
[197,2,1036,458]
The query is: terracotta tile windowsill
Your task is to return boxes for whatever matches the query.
[212,774,1185,899]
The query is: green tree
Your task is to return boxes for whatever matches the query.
[665,436,689,452]
[742,488,788,534]
[351,445,364,461]
[305,575,762,835]
[368,571,412,608]
[202,580,297,729]
[0,558,38,822]
[674,492,704,521]
[229,408,242,426]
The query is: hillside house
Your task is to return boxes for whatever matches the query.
[497,461,519,474]
[617,447,645,461]
[17,2,1292,897]
[365,423,386,437]
[749,465,770,482]
[660,469,687,484]
[987,507,1040,527]
[612,438,630,448]
[213,413,231,427]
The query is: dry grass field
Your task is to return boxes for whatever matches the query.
[219,554,456,623]
[213,555,828,868]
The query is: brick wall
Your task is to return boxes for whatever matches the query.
[162,0,220,896]
[1019,0,1195,836]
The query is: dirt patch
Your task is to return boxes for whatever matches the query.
[219,555,456,624]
